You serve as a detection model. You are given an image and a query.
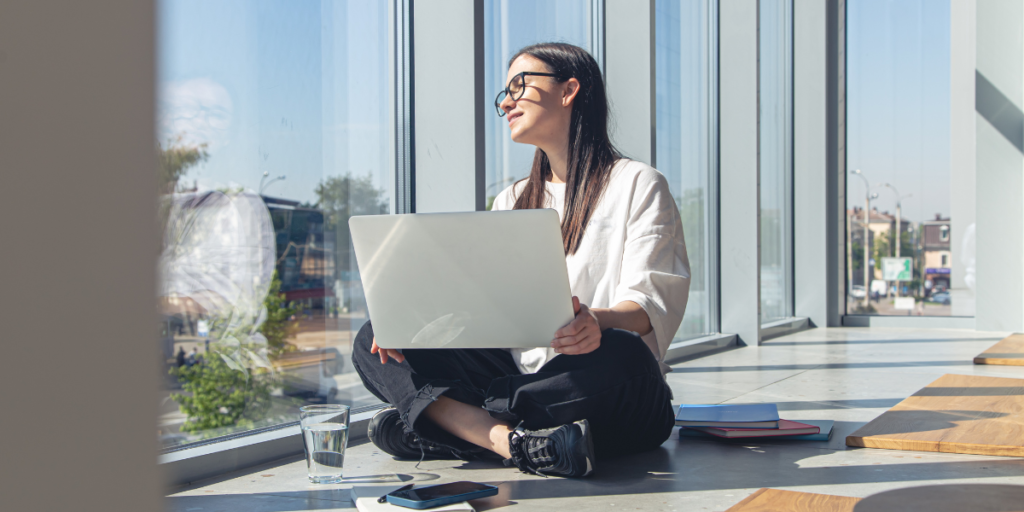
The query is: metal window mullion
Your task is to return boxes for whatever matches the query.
[709,0,721,334]
[394,0,415,214]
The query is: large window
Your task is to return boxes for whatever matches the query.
[157,0,391,449]
[846,0,953,316]
[483,0,598,209]
[655,0,718,339]
[759,0,794,324]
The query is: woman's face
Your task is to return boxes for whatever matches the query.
[499,55,579,148]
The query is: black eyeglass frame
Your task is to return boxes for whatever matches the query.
[494,71,559,117]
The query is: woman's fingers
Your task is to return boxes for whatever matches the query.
[551,325,601,353]
[389,349,406,364]
[555,301,594,338]
[556,334,601,355]
[552,323,598,348]
[555,322,581,339]
[371,337,405,364]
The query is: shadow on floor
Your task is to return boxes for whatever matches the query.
[482,442,1024,502]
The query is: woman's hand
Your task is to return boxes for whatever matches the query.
[371,337,405,364]
[551,296,602,355]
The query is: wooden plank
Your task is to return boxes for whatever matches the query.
[846,374,1024,457]
[974,334,1024,366]
[725,488,861,512]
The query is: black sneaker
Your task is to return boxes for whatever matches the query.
[367,407,475,461]
[503,419,596,477]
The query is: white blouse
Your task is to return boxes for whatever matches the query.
[491,158,691,375]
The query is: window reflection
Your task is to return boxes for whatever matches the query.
[157,0,390,448]
[759,0,794,324]
[655,0,717,339]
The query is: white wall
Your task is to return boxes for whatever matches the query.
[794,0,829,327]
[605,0,655,166]
[950,0,977,317]
[975,0,1024,331]
[414,0,483,213]
[719,0,761,345]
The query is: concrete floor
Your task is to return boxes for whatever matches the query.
[166,327,1024,511]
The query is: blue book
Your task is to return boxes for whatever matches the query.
[675,403,780,428]
[679,420,834,441]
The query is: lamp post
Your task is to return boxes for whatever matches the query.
[259,171,287,195]
[881,183,912,297]
[851,169,876,309]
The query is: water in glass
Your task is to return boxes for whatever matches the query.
[303,422,348,483]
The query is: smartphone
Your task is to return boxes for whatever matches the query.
[386,481,499,509]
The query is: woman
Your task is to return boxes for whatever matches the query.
[352,42,690,478]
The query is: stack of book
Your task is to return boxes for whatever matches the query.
[675,403,834,441]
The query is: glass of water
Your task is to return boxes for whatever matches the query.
[299,404,350,484]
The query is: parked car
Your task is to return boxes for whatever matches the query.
[927,291,951,305]
[850,285,866,299]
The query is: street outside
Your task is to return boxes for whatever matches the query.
[849,295,952,316]
[158,312,382,449]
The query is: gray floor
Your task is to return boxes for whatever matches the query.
[165,327,1024,511]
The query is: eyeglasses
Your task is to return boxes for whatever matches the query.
[494,71,559,117]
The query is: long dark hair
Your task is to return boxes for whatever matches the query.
[509,43,619,255]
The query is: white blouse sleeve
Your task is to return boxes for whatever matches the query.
[612,170,691,365]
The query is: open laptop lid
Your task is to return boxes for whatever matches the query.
[349,209,574,349]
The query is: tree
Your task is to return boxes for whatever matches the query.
[158,134,209,194]
[170,351,276,434]
[261,271,298,354]
[873,235,891,270]
[169,272,298,435]
[313,174,389,273]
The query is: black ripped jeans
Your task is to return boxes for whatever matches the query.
[351,320,675,460]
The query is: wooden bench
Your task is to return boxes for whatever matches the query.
[846,373,1024,457]
[974,334,1024,366]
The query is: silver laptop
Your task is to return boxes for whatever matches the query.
[349,209,574,349]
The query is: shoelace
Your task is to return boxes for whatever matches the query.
[505,428,546,477]
[505,424,579,477]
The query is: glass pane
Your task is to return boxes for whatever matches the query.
[655,0,718,339]
[483,0,594,209]
[846,0,953,316]
[759,0,794,324]
[157,0,389,449]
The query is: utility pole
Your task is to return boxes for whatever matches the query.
[882,183,912,298]
[851,170,876,309]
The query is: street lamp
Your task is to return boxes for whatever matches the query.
[259,171,287,195]
[881,183,912,297]
[851,169,876,309]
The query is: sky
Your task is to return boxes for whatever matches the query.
[158,0,953,224]
[157,0,391,206]
[846,0,951,224]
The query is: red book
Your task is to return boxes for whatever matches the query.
[684,419,820,438]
